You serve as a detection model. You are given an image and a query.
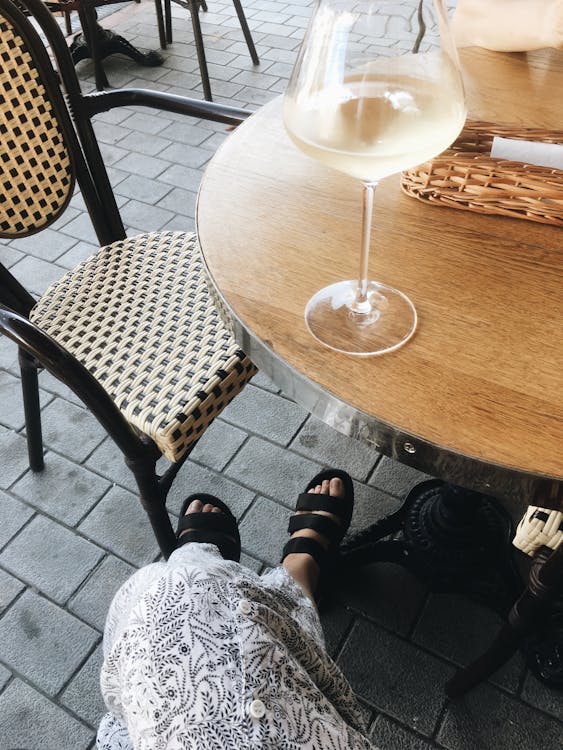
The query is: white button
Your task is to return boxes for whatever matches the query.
[238,598,252,615]
[249,699,266,719]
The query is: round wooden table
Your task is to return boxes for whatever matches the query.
[197,45,563,692]
[197,46,563,510]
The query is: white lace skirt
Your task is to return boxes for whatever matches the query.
[96,543,375,750]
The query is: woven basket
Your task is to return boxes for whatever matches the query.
[401,121,563,226]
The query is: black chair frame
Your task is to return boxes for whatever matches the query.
[154,0,259,101]
[0,0,251,558]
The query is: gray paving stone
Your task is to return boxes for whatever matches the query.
[118,130,172,156]
[369,715,434,750]
[166,460,256,519]
[0,427,34,489]
[78,485,160,566]
[238,85,279,105]
[0,488,34,549]
[119,199,175,231]
[123,110,173,134]
[56,240,99,270]
[99,142,131,167]
[0,567,25,614]
[94,118,135,146]
[318,605,354,658]
[6,255,65,296]
[10,228,77,261]
[291,416,379,481]
[157,141,214,169]
[0,334,18,369]
[189,418,248,472]
[521,671,563,722]
[251,370,279,393]
[61,644,106,728]
[333,563,427,637]
[93,107,133,126]
[69,555,136,631]
[39,398,107,463]
[0,514,103,604]
[369,456,432,498]
[238,496,291,565]
[156,186,198,217]
[114,151,171,178]
[225,435,323,508]
[12,451,110,525]
[347,481,402,536]
[158,163,203,191]
[338,618,454,736]
[438,683,563,750]
[0,589,98,694]
[0,663,10,692]
[220,385,307,445]
[59,212,100,244]
[39,369,85,407]
[240,551,262,574]
[413,593,524,693]
[0,678,93,750]
[0,370,50,430]
[0,243,23,267]
[49,204,81,230]
[116,173,173,203]
[158,119,213,145]
[85,436,138,492]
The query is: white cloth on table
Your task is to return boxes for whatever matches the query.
[96,543,376,750]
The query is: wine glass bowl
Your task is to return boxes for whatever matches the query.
[284,0,466,356]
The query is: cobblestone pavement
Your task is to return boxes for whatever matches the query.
[1,1,562,748]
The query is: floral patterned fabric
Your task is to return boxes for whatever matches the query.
[97,543,376,750]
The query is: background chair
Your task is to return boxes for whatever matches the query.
[154,0,259,100]
[0,0,257,558]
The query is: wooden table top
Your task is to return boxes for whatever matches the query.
[197,47,563,507]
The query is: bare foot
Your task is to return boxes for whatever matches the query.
[179,498,223,542]
[282,477,345,605]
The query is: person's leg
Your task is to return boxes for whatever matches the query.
[282,477,346,604]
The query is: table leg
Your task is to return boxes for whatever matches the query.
[446,545,563,695]
[341,480,563,691]
[341,479,522,615]
[70,18,164,90]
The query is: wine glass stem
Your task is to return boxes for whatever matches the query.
[352,181,379,314]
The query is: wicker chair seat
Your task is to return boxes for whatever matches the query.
[30,230,256,461]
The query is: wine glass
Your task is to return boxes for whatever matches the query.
[284,0,466,356]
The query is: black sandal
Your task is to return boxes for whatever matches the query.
[281,468,354,571]
[176,493,241,562]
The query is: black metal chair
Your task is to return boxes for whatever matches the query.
[154,0,259,100]
[0,0,257,558]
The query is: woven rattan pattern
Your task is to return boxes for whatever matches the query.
[30,231,257,461]
[0,16,74,238]
[513,505,563,556]
[402,121,563,226]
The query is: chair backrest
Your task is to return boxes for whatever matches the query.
[0,6,75,238]
[0,0,125,247]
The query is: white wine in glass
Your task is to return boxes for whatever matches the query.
[284,0,466,356]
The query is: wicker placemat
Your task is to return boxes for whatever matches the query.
[401,121,563,226]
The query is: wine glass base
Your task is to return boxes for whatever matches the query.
[305,280,417,356]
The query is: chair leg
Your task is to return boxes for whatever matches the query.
[189,0,212,101]
[19,349,44,472]
[164,0,173,45]
[155,0,167,49]
[446,544,563,698]
[232,0,259,65]
[78,3,109,90]
[127,454,177,559]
